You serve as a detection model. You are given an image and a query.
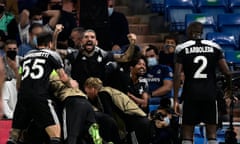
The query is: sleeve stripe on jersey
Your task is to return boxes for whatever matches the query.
[201,40,222,50]
[175,40,195,54]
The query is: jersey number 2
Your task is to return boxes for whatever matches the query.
[193,56,207,79]
[21,59,46,80]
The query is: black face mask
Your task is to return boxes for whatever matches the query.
[0,6,5,14]
[6,50,17,60]
[51,4,62,10]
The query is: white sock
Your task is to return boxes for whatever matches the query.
[182,140,193,144]
[208,139,217,144]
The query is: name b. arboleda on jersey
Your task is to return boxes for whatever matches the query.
[185,46,214,54]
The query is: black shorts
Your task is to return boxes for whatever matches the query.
[62,96,96,139]
[182,100,218,125]
[13,94,60,129]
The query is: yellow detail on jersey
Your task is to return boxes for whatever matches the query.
[51,70,58,76]
[18,66,22,74]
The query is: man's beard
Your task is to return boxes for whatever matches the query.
[83,41,95,53]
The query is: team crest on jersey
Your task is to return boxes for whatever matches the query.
[139,86,144,94]
[147,73,153,78]
[169,72,173,77]
[157,69,161,74]
[97,56,102,62]
[82,56,86,60]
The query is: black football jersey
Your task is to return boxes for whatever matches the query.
[175,39,225,101]
[20,49,64,96]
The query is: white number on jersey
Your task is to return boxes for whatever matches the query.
[21,58,46,80]
[193,56,207,79]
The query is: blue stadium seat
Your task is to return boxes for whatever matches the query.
[197,0,229,21]
[149,97,161,104]
[164,0,197,32]
[194,125,206,144]
[185,13,217,39]
[194,124,240,143]
[217,13,240,47]
[150,0,165,13]
[216,127,226,143]
[229,0,240,13]
[148,104,159,113]
[148,97,160,114]
[224,50,240,64]
[206,32,238,51]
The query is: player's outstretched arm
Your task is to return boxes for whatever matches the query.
[56,68,78,88]
[113,33,137,62]
[52,24,64,51]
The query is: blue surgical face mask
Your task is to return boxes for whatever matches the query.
[163,117,170,126]
[147,57,158,67]
[108,8,114,16]
[32,36,38,46]
[32,20,43,25]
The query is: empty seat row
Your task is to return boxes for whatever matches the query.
[148,0,240,64]
[185,13,216,39]
[151,0,240,13]
[149,0,165,13]
[185,13,240,49]
[206,32,238,50]
[164,0,196,31]
[200,32,240,64]
[185,13,240,64]
[164,0,240,32]
[185,13,240,38]
[224,50,240,65]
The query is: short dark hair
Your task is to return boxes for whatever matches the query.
[145,44,159,55]
[29,23,43,33]
[37,32,52,47]
[5,39,17,45]
[83,29,96,37]
[72,27,85,33]
[163,35,177,44]
[129,54,148,67]
[186,21,203,39]
[71,27,85,39]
